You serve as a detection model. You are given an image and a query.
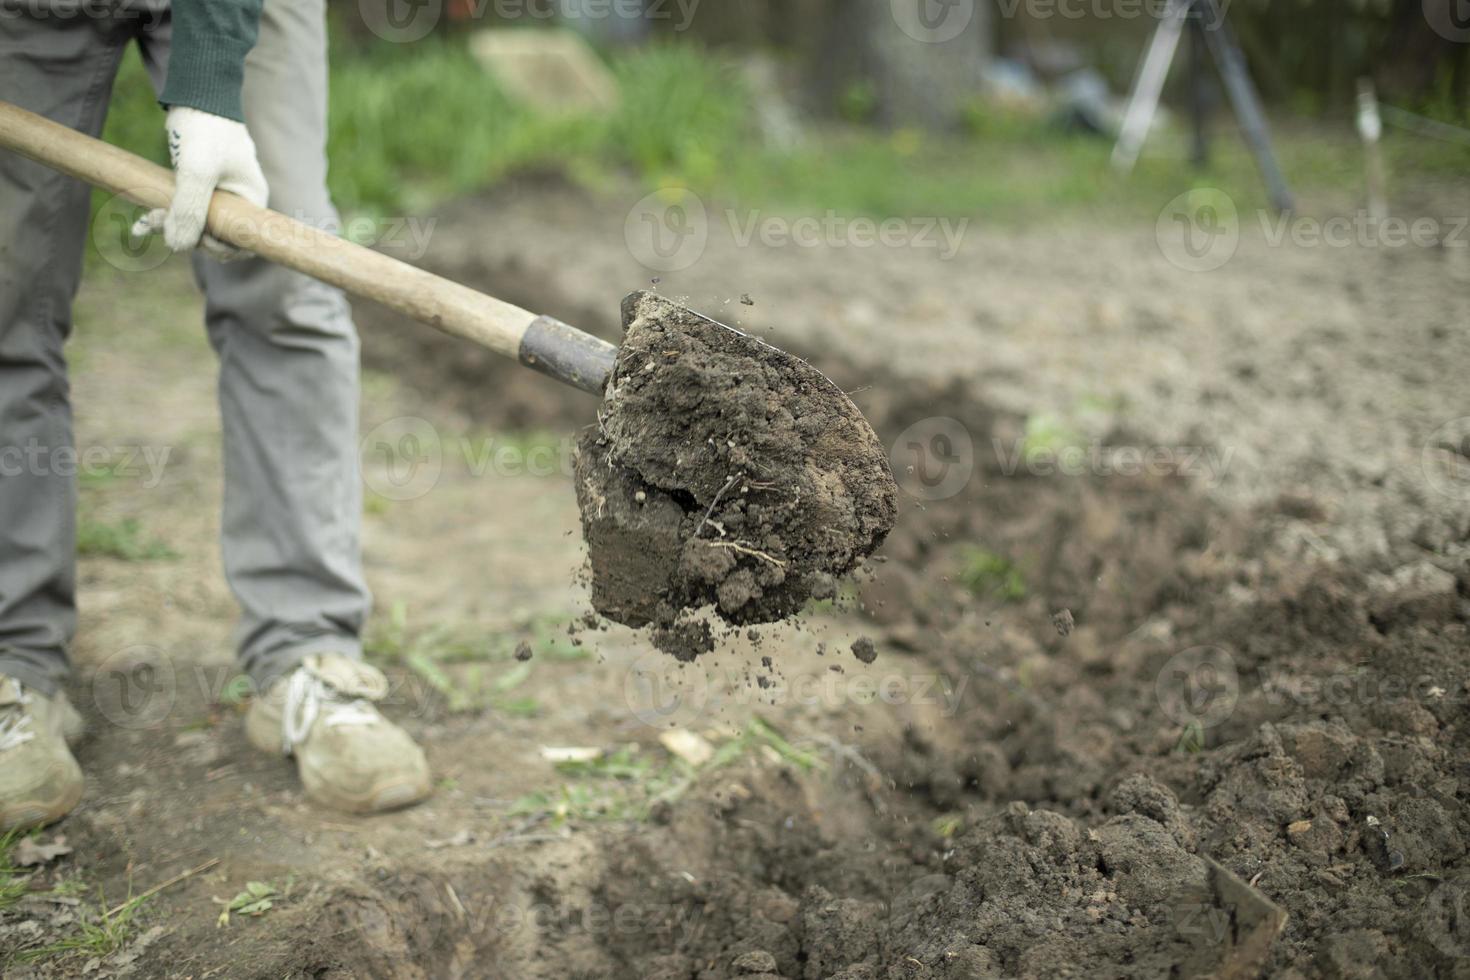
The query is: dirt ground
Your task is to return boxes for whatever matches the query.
[2,172,1468,978]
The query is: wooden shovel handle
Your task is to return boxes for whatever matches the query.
[0,99,616,392]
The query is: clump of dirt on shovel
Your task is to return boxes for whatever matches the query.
[575,291,897,659]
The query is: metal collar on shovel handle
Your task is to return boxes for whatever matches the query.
[0,100,616,394]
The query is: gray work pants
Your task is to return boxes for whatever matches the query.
[0,0,370,695]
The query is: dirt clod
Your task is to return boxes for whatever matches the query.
[576,292,897,655]
[649,618,714,662]
[850,637,877,664]
[514,641,533,661]
[1052,608,1074,637]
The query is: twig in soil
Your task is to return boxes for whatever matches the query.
[106,858,219,918]
[444,882,468,921]
[813,735,884,792]
[704,540,786,568]
[694,474,740,538]
[484,832,570,850]
[582,477,607,519]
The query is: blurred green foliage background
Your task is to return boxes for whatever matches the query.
[98,9,1470,229]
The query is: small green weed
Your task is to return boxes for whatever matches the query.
[76,518,177,561]
[18,891,152,962]
[0,830,32,911]
[956,547,1027,602]
[367,602,554,715]
[215,879,288,927]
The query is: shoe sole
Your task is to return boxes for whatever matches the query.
[0,773,84,833]
[247,704,431,814]
[301,765,432,814]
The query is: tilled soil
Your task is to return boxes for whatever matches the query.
[340,179,1470,979]
[6,174,1467,979]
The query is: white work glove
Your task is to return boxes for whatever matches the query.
[131,106,269,261]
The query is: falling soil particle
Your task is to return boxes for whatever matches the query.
[1052,608,1075,637]
[850,637,877,664]
[575,291,897,657]
[514,641,533,661]
[649,619,714,662]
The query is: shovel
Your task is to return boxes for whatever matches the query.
[0,99,897,635]
[0,99,618,393]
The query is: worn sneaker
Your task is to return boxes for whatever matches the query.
[0,676,85,832]
[245,654,430,813]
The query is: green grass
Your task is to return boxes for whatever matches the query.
[215,878,293,927]
[364,601,591,715]
[513,744,693,823]
[17,891,153,963]
[0,830,33,911]
[76,517,177,561]
[93,28,1470,244]
[956,547,1027,603]
[1021,413,1086,466]
[321,37,750,218]
[511,718,822,825]
[1176,719,1207,755]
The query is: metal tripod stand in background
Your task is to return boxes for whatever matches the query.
[1111,0,1294,213]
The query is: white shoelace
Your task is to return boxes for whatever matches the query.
[0,692,36,752]
[280,668,380,755]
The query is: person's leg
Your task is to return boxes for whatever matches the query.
[136,4,425,813]
[0,4,137,831]
[0,9,130,696]
[140,0,370,692]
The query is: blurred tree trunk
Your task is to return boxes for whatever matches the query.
[1378,0,1470,107]
[806,0,991,128]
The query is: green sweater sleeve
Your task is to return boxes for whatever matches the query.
[159,0,264,122]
